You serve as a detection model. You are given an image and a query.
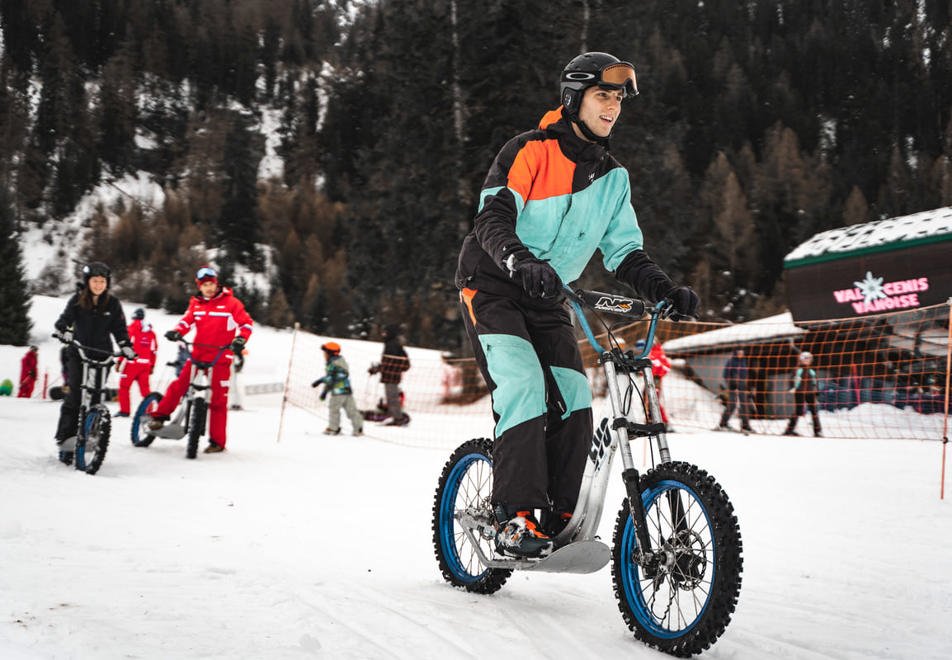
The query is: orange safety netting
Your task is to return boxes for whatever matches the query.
[281,303,951,448]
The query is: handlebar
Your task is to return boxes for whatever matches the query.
[52,333,122,364]
[565,288,693,356]
[166,338,234,368]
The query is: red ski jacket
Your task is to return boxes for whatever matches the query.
[120,319,158,369]
[173,287,254,362]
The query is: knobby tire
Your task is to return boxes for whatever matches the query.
[131,392,162,447]
[611,461,742,657]
[186,398,206,459]
[431,438,511,594]
[75,406,110,475]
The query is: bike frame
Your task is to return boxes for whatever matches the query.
[73,343,117,431]
[151,342,230,440]
[456,289,679,570]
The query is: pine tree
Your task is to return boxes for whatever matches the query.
[0,186,33,345]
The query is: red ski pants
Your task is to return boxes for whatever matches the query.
[153,359,232,446]
[118,361,151,413]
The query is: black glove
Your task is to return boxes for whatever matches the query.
[319,389,328,401]
[165,330,182,341]
[56,330,74,344]
[120,343,138,360]
[231,336,246,353]
[311,377,325,388]
[505,252,562,299]
[663,286,699,319]
[368,363,380,375]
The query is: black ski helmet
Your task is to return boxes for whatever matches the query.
[132,308,145,320]
[82,261,111,288]
[560,52,638,124]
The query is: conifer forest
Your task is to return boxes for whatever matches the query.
[1,0,951,350]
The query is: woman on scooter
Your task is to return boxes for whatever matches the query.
[148,266,253,454]
[53,262,137,450]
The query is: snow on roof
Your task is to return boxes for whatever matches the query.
[784,206,952,268]
[663,311,805,354]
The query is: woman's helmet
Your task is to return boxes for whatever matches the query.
[560,52,638,124]
[82,262,111,287]
[322,342,341,355]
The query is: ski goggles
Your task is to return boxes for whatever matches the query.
[566,61,639,98]
[196,266,218,282]
[83,263,111,279]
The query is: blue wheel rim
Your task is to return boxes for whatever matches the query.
[619,479,714,638]
[131,394,159,445]
[438,452,491,583]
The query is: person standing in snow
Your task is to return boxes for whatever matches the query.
[312,341,363,436]
[17,345,38,398]
[53,262,137,450]
[115,308,157,417]
[717,348,753,433]
[368,323,410,426]
[148,266,253,454]
[784,351,822,437]
[454,52,698,558]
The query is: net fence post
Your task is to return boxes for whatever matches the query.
[941,299,951,499]
[277,322,300,443]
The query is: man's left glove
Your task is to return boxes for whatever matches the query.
[663,286,699,319]
[319,389,328,401]
[120,343,138,360]
[231,336,246,353]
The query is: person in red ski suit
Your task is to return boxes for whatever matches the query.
[635,338,672,426]
[18,345,38,398]
[148,266,253,453]
[116,308,157,416]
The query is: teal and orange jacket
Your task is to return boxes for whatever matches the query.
[455,106,648,299]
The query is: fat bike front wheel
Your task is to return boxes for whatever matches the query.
[431,438,511,594]
[131,392,162,447]
[75,406,110,475]
[612,461,742,657]
[186,399,207,459]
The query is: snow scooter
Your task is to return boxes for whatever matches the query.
[130,341,232,459]
[431,289,743,657]
[54,335,122,475]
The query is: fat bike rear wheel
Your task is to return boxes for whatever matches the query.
[431,438,511,594]
[131,392,162,447]
[612,461,742,657]
[186,399,207,459]
[75,406,110,475]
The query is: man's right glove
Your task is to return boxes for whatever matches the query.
[165,330,182,341]
[663,286,700,319]
[319,389,328,401]
[505,253,562,299]
[311,377,325,388]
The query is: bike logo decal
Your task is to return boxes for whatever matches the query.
[588,417,612,467]
[594,296,635,314]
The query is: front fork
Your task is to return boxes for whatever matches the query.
[604,358,677,566]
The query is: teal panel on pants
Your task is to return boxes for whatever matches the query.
[479,333,546,437]
[550,366,592,420]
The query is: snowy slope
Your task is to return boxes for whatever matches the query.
[1,297,951,659]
